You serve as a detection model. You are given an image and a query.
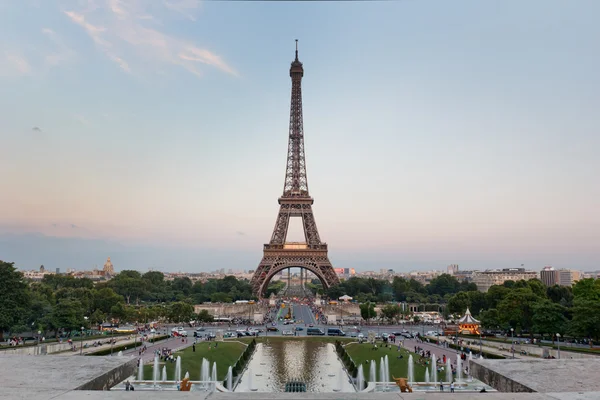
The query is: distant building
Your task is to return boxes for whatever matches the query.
[447,264,459,275]
[472,268,538,292]
[541,266,580,287]
[540,266,559,286]
[558,269,580,287]
[454,270,475,282]
[103,257,114,276]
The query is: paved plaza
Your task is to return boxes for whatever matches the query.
[1,353,600,400]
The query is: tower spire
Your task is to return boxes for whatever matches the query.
[283,40,307,197]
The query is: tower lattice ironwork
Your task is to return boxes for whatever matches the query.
[250,41,340,297]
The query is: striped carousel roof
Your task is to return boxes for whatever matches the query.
[458,307,480,324]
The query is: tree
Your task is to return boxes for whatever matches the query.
[0,261,31,337]
[359,302,376,323]
[531,300,568,336]
[196,309,214,323]
[447,292,471,315]
[546,285,574,307]
[168,302,194,323]
[93,287,124,315]
[496,288,542,335]
[108,271,147,304]
[427,274,461,296]
[569,299,600,340]
[479,308,503,330]
[49,298,86,333]
[380,304,401,323]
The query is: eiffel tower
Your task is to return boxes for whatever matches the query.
[250,41,340,297]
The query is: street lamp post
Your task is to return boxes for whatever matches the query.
[556,333,561,359]
[511,328,515,359]
[80,327,84,355]
[479,330,483,355]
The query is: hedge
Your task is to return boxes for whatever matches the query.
[89,335,169,356]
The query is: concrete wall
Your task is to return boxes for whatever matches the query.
[75,357,138,391]
[477,338,599,359]
[470,359,535,392]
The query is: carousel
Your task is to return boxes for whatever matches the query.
[458,308,481,335]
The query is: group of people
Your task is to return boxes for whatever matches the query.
[5,336,28,346]
[156,347,176,363]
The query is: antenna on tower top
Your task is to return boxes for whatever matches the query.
[295,39,298,60]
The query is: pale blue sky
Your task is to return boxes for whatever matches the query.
[1,0,599,273]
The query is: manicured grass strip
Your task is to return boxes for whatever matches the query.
[143,341,246,381]
[345,342,428,382]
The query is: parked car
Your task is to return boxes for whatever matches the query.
[282,330,293,336]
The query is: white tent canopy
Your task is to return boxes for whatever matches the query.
[339,295,353,301]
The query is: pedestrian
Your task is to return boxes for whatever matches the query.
[450,381,455,393]
[440,381,444,391]
[125,380,131,391]
[193,344,196,352]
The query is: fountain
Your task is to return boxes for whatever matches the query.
[431,354,437,383]
[379,357,385,383]
[369,360,377,383]
[424,367,430,384]
[226,366,233,391]
[384,355,390,384]
[456,355,463,382]
[161,366,167,382]
[211,362,217,391]
[200,358,210,388]
[152,356,159,387]
[117,351,123,357]
[445,358,452,383]
[137,358,144,381]
[356,364,365,391]
[468,352,473,381]
[407,355,414,384]
[175,356,182,382]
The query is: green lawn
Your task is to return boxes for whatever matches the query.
[143,341,246,381]
[345,342,428,382]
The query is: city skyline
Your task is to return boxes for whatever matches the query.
[1,0,599,272]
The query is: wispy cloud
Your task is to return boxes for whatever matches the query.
[63,0,236,77]
[236,231,246,236]
[41,27,77,67]
[163,0,200,21]
[32,126,42,132]
[2,52,31,75]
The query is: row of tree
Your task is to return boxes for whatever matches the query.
[446,278,600,340]
[0,261,254,337]
[325,274,477,304]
